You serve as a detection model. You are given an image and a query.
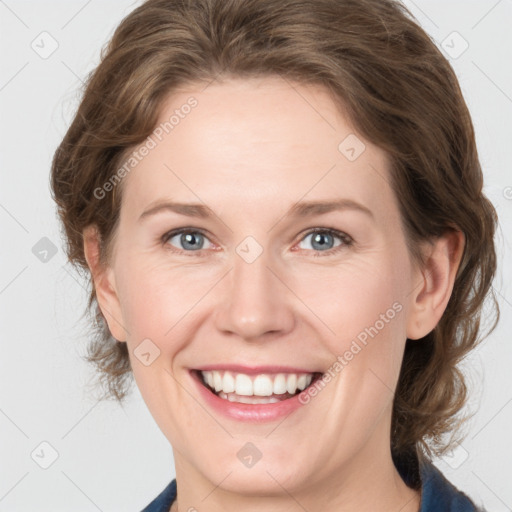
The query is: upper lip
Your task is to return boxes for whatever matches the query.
[193,364,322,375]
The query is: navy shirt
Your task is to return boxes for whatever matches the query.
[141,459,483,511]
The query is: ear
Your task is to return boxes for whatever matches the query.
[83,225,127,342]
[406,229,465,340]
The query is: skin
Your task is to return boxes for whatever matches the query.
[84,76,464,512]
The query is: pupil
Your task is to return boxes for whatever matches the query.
[182,233,203,250]
[312,233,332,250]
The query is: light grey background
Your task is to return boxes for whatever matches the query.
[1,0,511,510]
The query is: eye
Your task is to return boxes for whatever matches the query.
[162,229,214,253]
[161,227,353,257]
[296,228,353,256]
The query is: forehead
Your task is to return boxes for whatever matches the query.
[120,76,395,223]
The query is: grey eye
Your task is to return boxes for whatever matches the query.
[299,231,343,251]
[166,231,213,251]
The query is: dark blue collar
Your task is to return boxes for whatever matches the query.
[141,478,176,512]
[416,461,481,511]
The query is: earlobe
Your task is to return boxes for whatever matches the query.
[406,229,465,340]
[83,225,127,342]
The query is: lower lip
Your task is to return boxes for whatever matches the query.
[190,370,316,423]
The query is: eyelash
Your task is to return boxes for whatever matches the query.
[161,227,353,257]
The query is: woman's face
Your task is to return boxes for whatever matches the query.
[97,77,427,497]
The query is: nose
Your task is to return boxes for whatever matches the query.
[214,250,296,341]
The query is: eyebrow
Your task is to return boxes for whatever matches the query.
[138,198,374,221]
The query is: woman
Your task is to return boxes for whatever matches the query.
[50,0,498,510]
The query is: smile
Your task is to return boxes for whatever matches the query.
[195,369,323,404]
[190,364,325,421]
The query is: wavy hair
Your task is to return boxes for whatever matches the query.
[50,0,499,467]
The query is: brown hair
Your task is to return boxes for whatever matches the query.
[50,0,499,465]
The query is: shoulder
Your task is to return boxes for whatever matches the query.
[418,460,485,512]
[394,450,485,512]
[141,479,177,512]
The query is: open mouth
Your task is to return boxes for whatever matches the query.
[193,369,324,405]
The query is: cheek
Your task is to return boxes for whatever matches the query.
[115,256,220,344]
[293,255,409,396]
[293,256,407,339]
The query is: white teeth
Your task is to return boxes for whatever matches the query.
[218,391,281,404]
[223,372,235,393]
[253,375,274,396]
[273,374,287,394]
[200,370,315,397]
[235,374,253,396]
[213,372,223,392]
[297,374,309,391]
[286,374,297,394]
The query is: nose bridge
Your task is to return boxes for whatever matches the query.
[214,242,295,340]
